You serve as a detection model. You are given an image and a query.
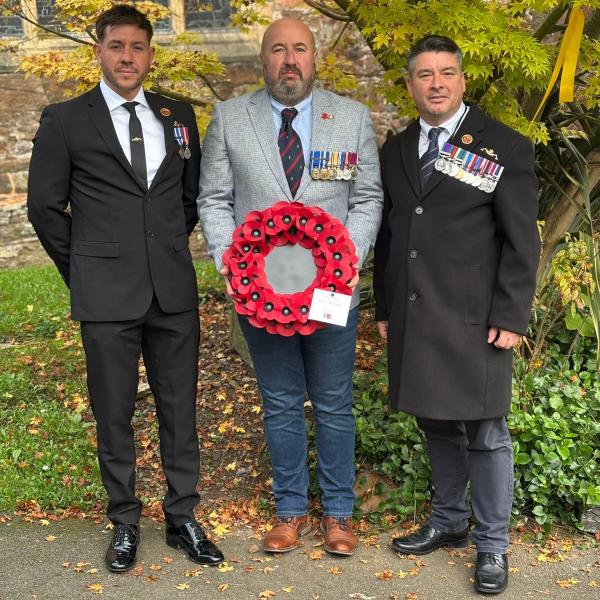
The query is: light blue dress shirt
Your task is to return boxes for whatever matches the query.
[270,93,312,166]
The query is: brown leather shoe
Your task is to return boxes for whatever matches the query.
[321,517,357,556]
[263,515,312,553]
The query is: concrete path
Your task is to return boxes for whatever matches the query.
[0,519,598,599]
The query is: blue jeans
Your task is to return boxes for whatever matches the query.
[239,308,358,517]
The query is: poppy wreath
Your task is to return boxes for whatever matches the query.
[222,201,358,336]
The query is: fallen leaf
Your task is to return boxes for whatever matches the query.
[309,551,324,560]
[149,563,162,571]
[45,535,57,542]
[86,568,98,574]
[163,556,174,564]
[218,562,234,572]
[375,569,394,580]
[328,566,342,575]
[218,583,230,591]
[225,462,237,471]
[259,591,276,599]
[86,583,103,594]
[281,587,293,593]
[508,567,520,573]
[213,523,230,536]
[175,583,190,590]
[589,580,598,588]
[556,578,580,589]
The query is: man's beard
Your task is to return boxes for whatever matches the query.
[265,65,316,105]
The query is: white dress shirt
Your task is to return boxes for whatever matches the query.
[418,102,469,158]
[99,79,166,187]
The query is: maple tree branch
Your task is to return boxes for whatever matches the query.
[149,83,212,107]
[304,0,349,22]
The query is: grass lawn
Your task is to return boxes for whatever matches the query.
[0,261,223,513]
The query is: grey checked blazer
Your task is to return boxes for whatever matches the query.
[197,87,383,307]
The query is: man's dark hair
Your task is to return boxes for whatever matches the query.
[95,4,153,43]
[407,35,463,75]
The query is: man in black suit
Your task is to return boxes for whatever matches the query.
[27,4,223,572]
[374,36,539,594]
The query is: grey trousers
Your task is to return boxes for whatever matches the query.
[416,416,514,553]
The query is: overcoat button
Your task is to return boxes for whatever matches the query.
[415,206,424,215]
[409,292,418,301]
[409,250,418,259]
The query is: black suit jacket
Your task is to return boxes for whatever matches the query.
[374,106,540,420]
[27,85,200,321]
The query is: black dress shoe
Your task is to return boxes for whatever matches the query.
[105,524,139,572]
[166,521,224,566]
[390,523,469,555]
[475,552,508,594]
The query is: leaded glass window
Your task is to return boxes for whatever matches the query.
[35,0,67,32]
[0,14,24,37]
[185,0,232,30]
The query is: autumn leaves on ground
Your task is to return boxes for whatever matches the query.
[1,264,599,598]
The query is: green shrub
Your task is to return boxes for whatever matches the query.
[353,337,600,530]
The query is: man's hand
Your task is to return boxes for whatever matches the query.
[348,273,360,289]
[488,327,521,349]
[219,265,233,296]
[377,320,388,340]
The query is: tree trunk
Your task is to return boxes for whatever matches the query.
[229,309,253,366]
[537,150,600,281]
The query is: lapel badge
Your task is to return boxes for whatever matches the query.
[160,107,172,117]
[321,112,334,120]
[461,134,473,145]
[481,147,499,160]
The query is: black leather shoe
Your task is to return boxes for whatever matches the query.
[475,552,508,594]
[105,524,139,572]
[390,523,469,555]
[166,521,224,566]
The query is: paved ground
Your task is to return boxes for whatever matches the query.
[0,519,598,600]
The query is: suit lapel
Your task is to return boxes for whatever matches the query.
[421,105,485,199]
[294,88,334,202]
[146,92,176,191]
[88,85,145,191]
[400,120,420,198]
[247,90,291,200]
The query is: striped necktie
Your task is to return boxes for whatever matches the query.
[279,108,304,197]
[419,127,443,186]
[122,101,147,188]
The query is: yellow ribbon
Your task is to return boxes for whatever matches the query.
[531,7,585,123]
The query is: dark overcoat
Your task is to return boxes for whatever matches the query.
[27,85,200,322]
[374,106,540,420]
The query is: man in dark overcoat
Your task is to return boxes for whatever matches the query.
[27,5,223,572]
[374,35,540,595]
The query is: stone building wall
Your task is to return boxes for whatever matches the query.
[0,1,402,270]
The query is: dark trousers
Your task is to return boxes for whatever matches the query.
[416,417,514,553]
[80,296,200,525]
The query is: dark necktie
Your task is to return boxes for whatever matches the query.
[419,126,443,186]
[278,108,304,197]
[122,101,147,187]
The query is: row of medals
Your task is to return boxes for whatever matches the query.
[310,150,358,181]
[173,122,191,159]
[434,143,504,193]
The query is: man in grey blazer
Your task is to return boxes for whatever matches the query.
[198,18,383,556]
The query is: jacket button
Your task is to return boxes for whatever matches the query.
[415,206,424,215]
[146,195,151,203]
[409,249,418,259]
[409,292,418,302]
[147,230,154,237]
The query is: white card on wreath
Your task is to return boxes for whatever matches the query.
[308,288,352,327]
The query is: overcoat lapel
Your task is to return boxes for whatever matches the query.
[247,90,291,200]
[294,88,335,202]
[421,105,485,199]
[87,85,146,192]
[399,120,421,198]
[146,92,176,192]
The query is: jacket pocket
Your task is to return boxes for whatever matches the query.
[465,265,482,324]
[73,241,119,257]
[173,233,189,252]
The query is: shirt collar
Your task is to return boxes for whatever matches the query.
[269,92,313,117]
[419,102,467,137]
[100,79,150,112]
